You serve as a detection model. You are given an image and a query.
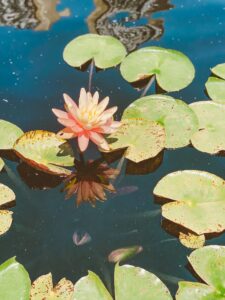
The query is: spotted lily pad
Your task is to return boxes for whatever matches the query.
[0,183,15,236]
[30,273,73,300]
[73,264,172,300]
[104,119,165,163]
[0,120,24,150]
[190,101,225,154]
[123,95,198,148]
[14,131,75,176]
[63,34,127,69]
[154,170,225,235]
[120,47,195,92]
[176,245,225,300]
[179,232,205,249]
[0,257,31,300]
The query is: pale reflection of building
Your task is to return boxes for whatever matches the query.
[0,0,70,30]
[88,0,173,52]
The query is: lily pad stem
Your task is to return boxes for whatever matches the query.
[88,60,95,92]
[141,75,155,97]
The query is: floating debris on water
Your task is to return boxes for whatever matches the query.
[108,245,143,263]
[73,230,92,246]
[113,185,139,198]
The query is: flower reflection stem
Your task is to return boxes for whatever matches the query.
[88,60,95,92]
[141,75,155,97]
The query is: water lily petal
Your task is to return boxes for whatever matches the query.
[99,106,118,122]
[52,108,68,119]
[57,118,76,127]
[97,120,121,133]
[93,91,99,105]
[57,128,75,139]
[79,88,87,110]
[63,93,78,111]
[78,134,89,152]
[89,132,109,150]
[70,123,83,133]
[96,97,109,115]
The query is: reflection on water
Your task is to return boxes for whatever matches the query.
[0,0,70,30]
[0,0,225,295]
[88,0,173,51]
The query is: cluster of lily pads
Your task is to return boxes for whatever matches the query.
[0,245,224,300]
[0,33,225,299]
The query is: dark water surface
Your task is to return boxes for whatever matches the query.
[0,0,225,295]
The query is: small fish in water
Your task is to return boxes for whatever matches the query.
[113,186,138,198]
[108,245,143,263]
[73,230,92,246]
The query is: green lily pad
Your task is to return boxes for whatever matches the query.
[30,273,74,300]
[176,246,225,300]
[205,77,225,104]
[73,264,172,300]
[115,265,173,300]
[154,170,225,235]
[14,130,75,176]
[123,95,198,148]
[190,101,225,154]
[211,63,225,79]
[73,271,112,300]
[63,34,127,69]
[120,47,195,92]
[0,257,31,300]
[105,119,165,163]
[0,183,15,236]
[0,120,23,150]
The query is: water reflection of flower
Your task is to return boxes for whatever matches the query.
[63,159,119,206]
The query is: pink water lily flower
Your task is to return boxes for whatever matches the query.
[52,88,120,152]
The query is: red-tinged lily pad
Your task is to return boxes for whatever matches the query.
[13,130,75,176]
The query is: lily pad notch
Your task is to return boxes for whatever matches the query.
[120,47,195,92]
[154,170,225,248]
[63,34,127,69]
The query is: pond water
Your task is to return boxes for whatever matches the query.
[0,0,225,296]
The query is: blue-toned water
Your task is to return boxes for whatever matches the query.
[0,0,225,296]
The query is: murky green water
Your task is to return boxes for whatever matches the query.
[0,0,225,296]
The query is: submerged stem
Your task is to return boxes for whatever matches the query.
[79,151,85,164]
[141,75,155,97]
[88,60,95,92]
